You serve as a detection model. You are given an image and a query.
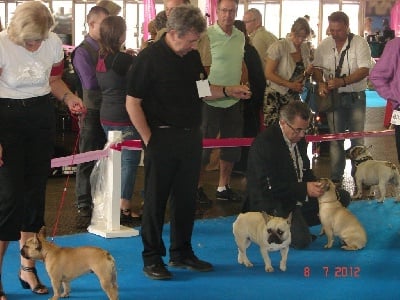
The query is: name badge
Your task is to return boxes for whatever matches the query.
[196,79,211,98]
[391,109,400,125]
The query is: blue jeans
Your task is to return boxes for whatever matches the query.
[102,124,141,200]
[327,91,366,181]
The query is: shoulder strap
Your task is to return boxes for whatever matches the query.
[335,33,354,78]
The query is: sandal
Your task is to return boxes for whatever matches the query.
[120,209,141,226]
[121,208,141,220]
[0,274,6,300]
[18,265,48,295]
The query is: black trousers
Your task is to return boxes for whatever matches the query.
[395,125,400,163]
[141,127,202,266]
[291,189,351,249]
[0,95,54,240]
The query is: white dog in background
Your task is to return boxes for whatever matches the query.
[346,145,400,203]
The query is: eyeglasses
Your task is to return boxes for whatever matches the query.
[292,33,309,42]
[285,120,309,135]
[218,8,236,15]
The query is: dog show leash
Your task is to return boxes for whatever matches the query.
[50,112,85,241]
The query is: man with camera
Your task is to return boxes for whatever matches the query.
[313,11,371,187]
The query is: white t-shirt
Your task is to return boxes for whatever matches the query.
[313,34,371,93]
[0,31,64,99]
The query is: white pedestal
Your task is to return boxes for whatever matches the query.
[88,131,139,238]
[88,224,139,238]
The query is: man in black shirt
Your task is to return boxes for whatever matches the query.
[126,4,251,280]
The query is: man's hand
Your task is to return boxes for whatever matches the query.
[225,85,252,99]
[307,181,324,198]
[327,77,343,90]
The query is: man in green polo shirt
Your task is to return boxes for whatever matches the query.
[198,0,245,202]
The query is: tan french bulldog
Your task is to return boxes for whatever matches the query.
[20,227,118,300]
[232,212,291,272]
[346,145,400,203]
[318,178,367,250]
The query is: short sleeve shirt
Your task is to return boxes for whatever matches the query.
[0,31,64,99]
[126,35,206,129]
[313,35,372,93]
[266,38,311,95]
[200,24,245,108]
[250,26,278,68]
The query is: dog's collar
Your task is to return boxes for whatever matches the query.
[320,189,341,204]
[354,155,373,166]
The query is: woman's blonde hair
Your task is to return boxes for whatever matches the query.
[7,1,55,46]
[291,17,311,37]
[96,0,121,16]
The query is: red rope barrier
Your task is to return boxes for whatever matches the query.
[51,129,395,168]
[305,129,394,143]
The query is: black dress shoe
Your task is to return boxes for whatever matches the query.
[169,256,213,272]
[143,264,172,280]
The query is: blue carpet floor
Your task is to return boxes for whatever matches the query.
[2,198,400,299]
[366,90,386,107]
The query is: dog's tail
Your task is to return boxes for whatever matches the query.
[108,253,118,286]
[389,163,400,185]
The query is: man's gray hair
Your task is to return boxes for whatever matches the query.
[280,101,311,123]
[246,8,262,23]
[166,5,206,37]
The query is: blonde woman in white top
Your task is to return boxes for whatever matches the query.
[263,17,313,127]
[0,2,85,298]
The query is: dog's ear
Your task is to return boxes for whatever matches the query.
[286,212,293,225]
[261,211,273,224]
[38,226,46,238]
[32,233,40,244]
[318,178,330,191]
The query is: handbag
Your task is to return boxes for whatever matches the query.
[315,89,334,112]
[315,33,354,113]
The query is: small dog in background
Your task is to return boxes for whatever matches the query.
[318,178,367,250]
[20,227,118,300]
[232,212,291,272]
[346,145,400,203]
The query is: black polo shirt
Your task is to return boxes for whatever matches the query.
[126,34,206,129]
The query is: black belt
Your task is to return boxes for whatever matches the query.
[156,125,194,131]
[0,94,50,107]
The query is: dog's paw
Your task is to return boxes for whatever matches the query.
[279,263,287,272]
[265,266,274,272]
[243,261,254,268]
[377,199,385,203]
[324,244,332,249]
